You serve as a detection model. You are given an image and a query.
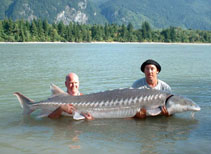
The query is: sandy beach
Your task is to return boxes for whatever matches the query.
[0,41,210,45]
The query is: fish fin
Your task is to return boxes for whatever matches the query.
[73,112,85,120]
[146,108,162,116]
[37,109,59,118]
[38,108,58,118]
[36,113,51,118]
[38,107,71,119]
[50,83,67,96]
[14,92,35,115]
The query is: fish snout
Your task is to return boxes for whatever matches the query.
[194,105,201,111]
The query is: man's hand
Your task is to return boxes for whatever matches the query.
[135,108,146,119]
[160,106,169,116]
[60,104,76,114]
[81,112,94,120]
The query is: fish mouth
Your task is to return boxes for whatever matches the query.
[195,106,201,111]
[193,105,201,111]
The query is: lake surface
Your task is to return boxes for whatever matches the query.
[0,43,211,154]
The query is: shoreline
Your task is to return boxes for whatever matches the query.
[0,41,210,45]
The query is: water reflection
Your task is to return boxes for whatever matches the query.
[12,115,199,153]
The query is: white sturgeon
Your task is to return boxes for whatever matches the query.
[14,84,200,120]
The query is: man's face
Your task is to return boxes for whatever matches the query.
[144,64,159,80]
[66,75,79,95]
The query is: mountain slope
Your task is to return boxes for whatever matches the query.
[0,0,210,30]
[100,0,211,30]
[4,0,107,24]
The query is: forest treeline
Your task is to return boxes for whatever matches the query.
[0,19,210,43]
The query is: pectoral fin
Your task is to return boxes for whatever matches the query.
[36,108,58,118]
[146,108,162,116]
[73,112,85,120]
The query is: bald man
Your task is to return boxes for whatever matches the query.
[48,73,82,118]
[65,73,82,96]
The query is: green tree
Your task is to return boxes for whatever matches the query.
[2,19,14,36]
[36,19,45,41]
[16,20,26,42]
[118,24,127,42]
[49,27,60,42]
[91,25,98,41]
[169,27,176,42]
[43,19,49,35]
[0,21,4,41]
[0,19,210,43]
[57,21,66,41]
[81,25,91,42]
[161,28,171,42]
[104,23,110,41]
[141,21,152,41]
[110,24,118,41]
[30,19,38,40]
[127,23,134,42]
[136,29,143,42]
[66,22,75,42]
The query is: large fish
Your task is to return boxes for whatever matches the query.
[14,84,200,120]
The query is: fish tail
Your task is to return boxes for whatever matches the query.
[14,92,35,115]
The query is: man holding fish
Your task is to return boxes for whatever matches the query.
[48,72,93,120]
[132,59,171,118]
[49,59,171,119]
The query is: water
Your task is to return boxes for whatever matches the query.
[0,43,211,154]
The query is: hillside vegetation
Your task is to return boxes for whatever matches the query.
[0,19,210,43]
[0,0,210,30]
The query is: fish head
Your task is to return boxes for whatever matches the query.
[166,95,201,115]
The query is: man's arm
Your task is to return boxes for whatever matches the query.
[81,112,94,120]
[134,106,169,119]
[48,104,75,119]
